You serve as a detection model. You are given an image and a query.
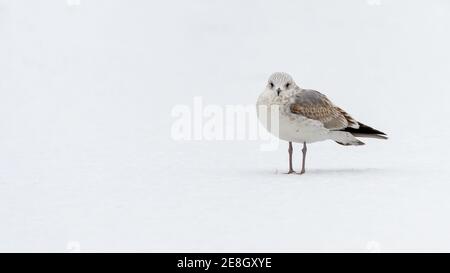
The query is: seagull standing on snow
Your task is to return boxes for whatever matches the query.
[257,72,387,174]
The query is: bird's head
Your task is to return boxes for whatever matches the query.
[267,72,297,96]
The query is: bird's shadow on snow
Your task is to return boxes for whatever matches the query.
[246,167,390,177]
[305,168,385,175]
[236,167,398,179]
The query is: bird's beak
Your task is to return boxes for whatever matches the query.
[276,88,281,96]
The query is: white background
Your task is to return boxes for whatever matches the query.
[1,0,450,252]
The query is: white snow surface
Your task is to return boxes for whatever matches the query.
[1,0,450,252]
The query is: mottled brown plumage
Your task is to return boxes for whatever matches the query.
[289,89,359,130]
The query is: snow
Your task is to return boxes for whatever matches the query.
[1,0,450,252]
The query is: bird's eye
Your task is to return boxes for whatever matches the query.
[269,82,274,88]
[285,82,291,89]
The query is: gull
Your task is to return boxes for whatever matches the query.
[257,72,387,174]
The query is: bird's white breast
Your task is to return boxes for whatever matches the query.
[256,90,330,143]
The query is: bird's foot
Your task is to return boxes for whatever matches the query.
[285,170,296,174]
[297,170,306,175]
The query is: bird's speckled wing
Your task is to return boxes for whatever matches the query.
[289,89,359,130]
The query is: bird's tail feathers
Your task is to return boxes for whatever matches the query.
[328,131,365,146]
[335,140,365,146]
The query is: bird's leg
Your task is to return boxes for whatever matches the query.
[286,141,295,174]
[299,142,307,174]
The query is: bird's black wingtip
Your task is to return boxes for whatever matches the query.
[342,122,386,137]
